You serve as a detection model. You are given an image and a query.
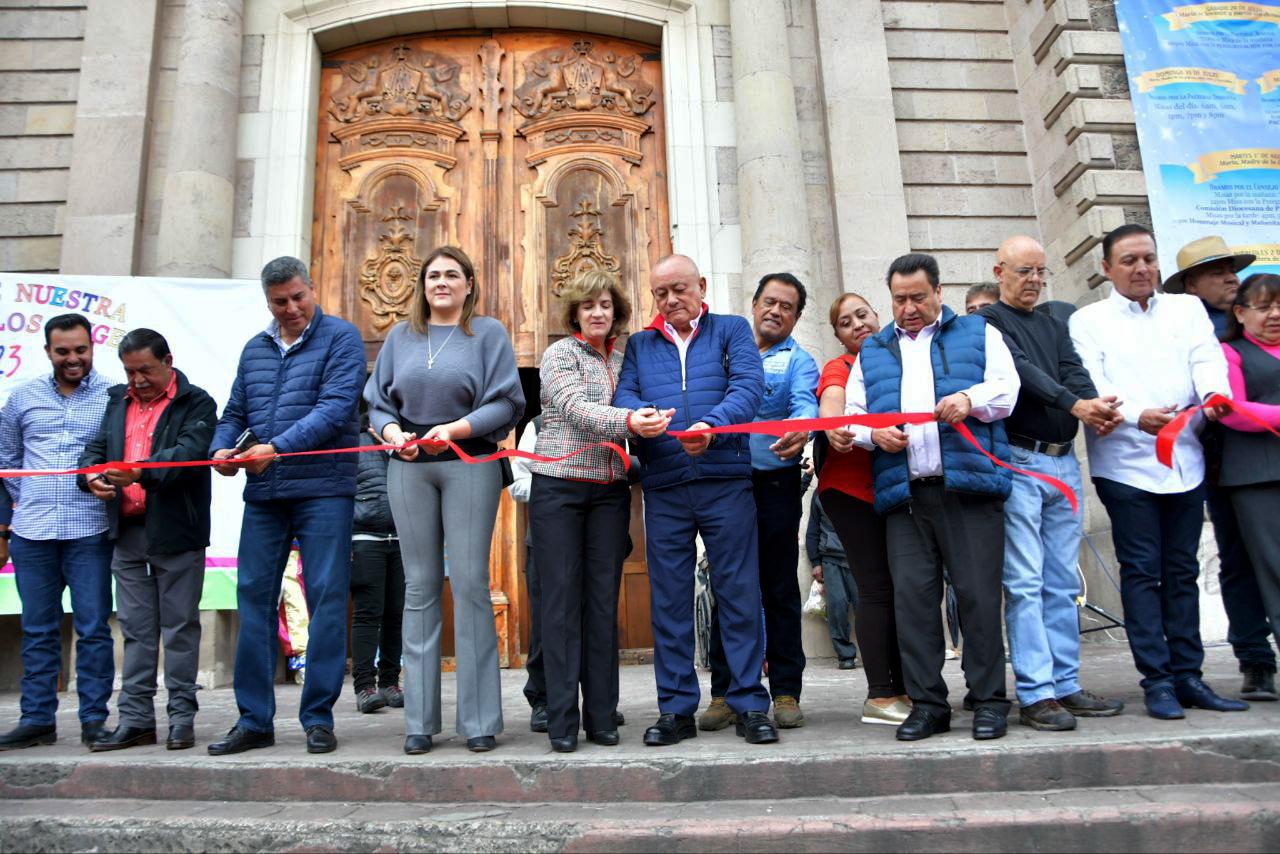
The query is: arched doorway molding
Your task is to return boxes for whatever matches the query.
[258,0,728,306]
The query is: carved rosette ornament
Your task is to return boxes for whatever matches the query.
[550,198,623,296]
[359,205,423,331]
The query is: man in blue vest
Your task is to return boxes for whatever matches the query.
[701,273,819,731]
[205,256,366,755]
[846,252,1020,741]
[614,254,778,746]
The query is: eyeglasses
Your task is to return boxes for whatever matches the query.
[1244,303,1280,315]
[1000,263,1050,280]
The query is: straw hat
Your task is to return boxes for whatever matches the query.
[1162,235,1255,294]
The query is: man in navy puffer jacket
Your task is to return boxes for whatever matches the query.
[206,257,366,756]
[614,254,778,746]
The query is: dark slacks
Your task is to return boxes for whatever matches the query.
[232,496,354,733]
[1205,481,1277,671]
[1094,477,1206,690]
[822,489,905,697]
[1231,483,1280,656]
[111,525,205,728]
[522,539,547,709]
[885,481,1009,714]
[646,478,770,717]
[349,537,405,694]
[709,466,806,700]
[530,474,630,738]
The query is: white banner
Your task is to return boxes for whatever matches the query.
[0,274,269,572]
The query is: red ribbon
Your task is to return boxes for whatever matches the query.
[672,414,1079,513]
[1156,393,1280,468]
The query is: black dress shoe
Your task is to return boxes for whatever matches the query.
[80,720,107,746]
[166,724,195,750]
[0,723,56,751]
[588,729,620,746]
[613,710,626,727]
[972,707,1008,740]
[467,736,497,752]
[89,725,157,752]
[403,735,432,755]
[530,705,549,733]
[550,735,578,753]
[735,711,779,744]
[896,707,952,741]
[207,726,275,756]
[643,713,697,746]
[306,725,337,754]
[1240,665,1278,702]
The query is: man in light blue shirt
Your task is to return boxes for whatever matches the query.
[700,273,819,732]
[0,314,114,751]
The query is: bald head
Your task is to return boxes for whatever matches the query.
[650,253,706,335]
[994,236,1048,311]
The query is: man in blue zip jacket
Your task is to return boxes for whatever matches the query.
[614,253,778,746]
[206,256,366,756]
[846,253,1021,742]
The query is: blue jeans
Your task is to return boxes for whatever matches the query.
[1094,477,1206,690]
[1002,447,1083,705]
[11,532,115,727]
[232,497,353,733]
[645,478,770,717]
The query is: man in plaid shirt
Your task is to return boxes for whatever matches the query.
[0,314,115,751]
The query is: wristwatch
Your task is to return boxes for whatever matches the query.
[0,530,11,540]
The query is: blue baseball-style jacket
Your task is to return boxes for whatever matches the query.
[613,308,764,490]
[210,306,367,502]
[750,335,819,471]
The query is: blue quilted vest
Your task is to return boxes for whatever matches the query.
[859,306,1012,514]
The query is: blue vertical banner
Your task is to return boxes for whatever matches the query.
[1116,0,1280,277]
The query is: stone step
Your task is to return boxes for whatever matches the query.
[2,729,1278,805]
[2,783,1278,852]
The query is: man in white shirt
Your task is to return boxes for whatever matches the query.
[1069,223,1248,720]
[846,253,1021,742]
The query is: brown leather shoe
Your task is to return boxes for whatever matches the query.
[1018,699,1077,731]
[772,695,805,729]
[697,697,736,731]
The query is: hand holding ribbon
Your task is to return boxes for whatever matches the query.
[1156,393,1280,468]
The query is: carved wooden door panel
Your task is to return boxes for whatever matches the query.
[312,31,669,664]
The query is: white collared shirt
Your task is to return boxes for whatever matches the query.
[1069,288,1230,493]
[844,319,1020,479]
[664,312,702,389]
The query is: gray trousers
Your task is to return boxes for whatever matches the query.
[111,525,205,728]
[389,458,503,739]
[1231,484,1280,643]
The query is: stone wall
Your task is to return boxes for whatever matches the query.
[885,0,1039,311]
[0,2,85,273]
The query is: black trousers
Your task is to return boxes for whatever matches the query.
[821,489,905,699]
[885,481,1009,714]
[521,539,547,709]
[710,466,806,700]
[530,474,630,739]
[349,538,405,693]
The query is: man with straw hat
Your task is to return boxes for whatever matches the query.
[1165,235,1277,703]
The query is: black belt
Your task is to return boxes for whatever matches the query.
[1008,433,1074,457]
[910,476,945,487]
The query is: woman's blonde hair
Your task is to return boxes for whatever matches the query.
[560,270,632,339]
[411,246,479,335]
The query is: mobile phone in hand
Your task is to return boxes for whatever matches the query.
[233,428,259,454]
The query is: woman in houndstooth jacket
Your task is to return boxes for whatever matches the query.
[530,270,671,753]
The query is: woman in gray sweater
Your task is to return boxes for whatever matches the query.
[364,246,524,755]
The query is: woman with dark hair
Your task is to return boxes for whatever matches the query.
[364,246,525,755]
[818,293,911,725]
[1219,272,1280,658]
[531,270,671,752]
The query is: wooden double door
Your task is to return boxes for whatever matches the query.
[311,29,670,664]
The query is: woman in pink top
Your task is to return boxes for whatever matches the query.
[1219,273,1280,648]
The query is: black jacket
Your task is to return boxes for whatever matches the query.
[77,368,217,555]
[354,431,396,535]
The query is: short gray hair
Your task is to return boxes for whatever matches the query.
[261,256,310,291]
